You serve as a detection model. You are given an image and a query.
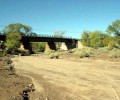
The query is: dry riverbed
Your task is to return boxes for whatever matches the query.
[12,55,120,100]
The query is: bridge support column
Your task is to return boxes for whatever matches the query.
[60,42,68,50]
[60,41,76,50]
[20,41,33,53]
[76,41,83,49]
[45,42,56,51]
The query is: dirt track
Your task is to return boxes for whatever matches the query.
[12,56,120,100]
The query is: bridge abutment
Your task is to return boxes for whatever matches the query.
[76,41,83,48]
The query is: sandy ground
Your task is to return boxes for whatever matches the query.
[12,55,120,100]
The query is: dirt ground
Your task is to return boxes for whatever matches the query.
[11,54,120,100]
[0,57,33,100]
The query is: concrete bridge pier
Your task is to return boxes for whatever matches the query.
[60,40,83,50]
[20,40,33,53]
[60,41,77,50]
[45,42,57,51]
[76,41,83,49]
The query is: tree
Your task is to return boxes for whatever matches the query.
[27,32,37,36]
[53,30,65,37]
[31,42,45,52]
[102,35,116,48]
[53,30,65,49]
[81,30,90,47]
[102,34,111,46]
[107,20,120,36]
[107,20,120,48]
[90,31,104,48]
[5,32,21,53]
[3,23,32,36]
[3,23,32,53]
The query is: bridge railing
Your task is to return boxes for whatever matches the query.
[25,34,74,39]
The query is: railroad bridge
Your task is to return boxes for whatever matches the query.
[0,34,83,52]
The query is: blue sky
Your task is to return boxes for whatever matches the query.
[0,0,120,38]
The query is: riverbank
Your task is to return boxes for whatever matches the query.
[0,56,38,100]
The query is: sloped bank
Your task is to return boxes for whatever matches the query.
[0,56,38,100]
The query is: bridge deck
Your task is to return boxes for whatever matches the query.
[0,35,78,42]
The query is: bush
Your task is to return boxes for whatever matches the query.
[69,48,80,53]
[3,49,8,56]
[45,50,59,59]
[48,52,54,59]
[109,48,120,58]
[45,50,55,55]
[18,49,30,56]
[97,47,110,53]
[31,42,45,52]
[73,47,93,58]
[53,52,59,59]
[0,52,3,57]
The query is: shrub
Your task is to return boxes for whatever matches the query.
[109,48,120,58]
[3,49,8,56]
[74,51,84,58]
[48,52,54,59]
[53,52,59,59]
[69,48,80,53]
[31,42,45,52]
[46,50,59,59]
[97,47,110,53]
[18,49,30,56]
[73,47,93,58]
[45,50,55,55]
[73,50,82,56]
[0,52,3,57]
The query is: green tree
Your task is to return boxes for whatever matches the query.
[81,30,90,47]
[102,34,118,48]
[31,42,46,52]
[102,34,111,47]
[27,32,37,36]
[3,23,32,53]
[90,31,104,48]
[3,23,32,36]
[107,20,120,48]
[107,19,120,36]
[5,32,21,53]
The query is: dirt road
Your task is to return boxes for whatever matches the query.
[12,56,120,100]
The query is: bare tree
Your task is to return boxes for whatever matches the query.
[53,30,65,49]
